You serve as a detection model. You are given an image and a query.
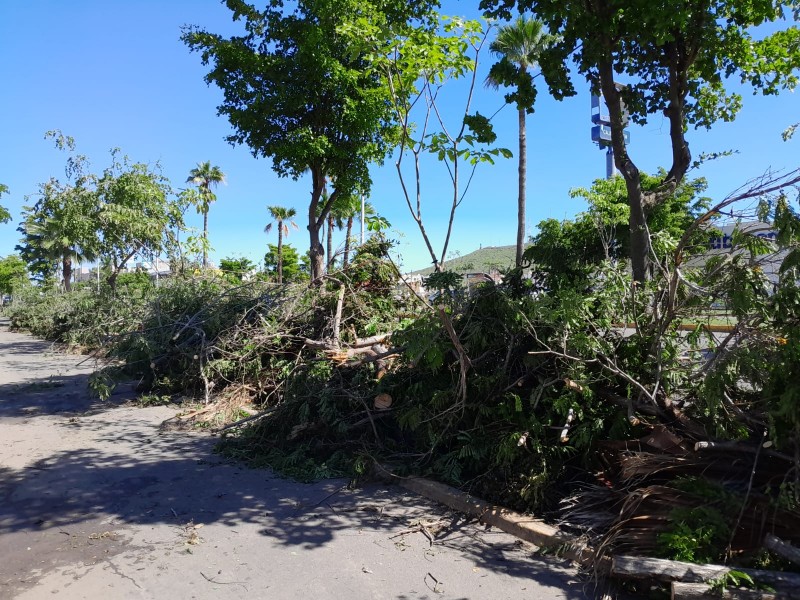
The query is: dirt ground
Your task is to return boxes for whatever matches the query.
[0,317,589,599]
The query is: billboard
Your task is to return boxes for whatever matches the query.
[694,222,788,284]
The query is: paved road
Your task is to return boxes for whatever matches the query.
[0,319,589,599]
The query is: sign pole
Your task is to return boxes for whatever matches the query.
[606,147,617,179]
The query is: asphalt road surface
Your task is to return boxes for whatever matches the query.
[0,318,590,599]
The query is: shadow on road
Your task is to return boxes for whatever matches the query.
[0,425,587,597]
[0,319,589,599]
[0,372,137,418]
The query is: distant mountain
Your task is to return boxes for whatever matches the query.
[408,245,518,276]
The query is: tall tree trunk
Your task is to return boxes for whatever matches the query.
[107,271,118,292]
[598,59,649,282]
[202,210,209,269]
[516,106,527,268]
[277,222,284,284]
[62,254,72,293]
[343,216,353,268]
[308,172,326,282]
[327,213,334,271]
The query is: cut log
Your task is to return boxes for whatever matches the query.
[612,555,800,592]
[351,333,391,348]
[212,407,279,433]
[764,534,800,568]
[375,465,593,567]
[671,582,778,600]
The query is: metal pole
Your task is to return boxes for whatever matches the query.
[606,146,617,179]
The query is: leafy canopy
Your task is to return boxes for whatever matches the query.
[94,152,176,285]
[0,255,28,295]
[181,0,427,200]
[0,184,11,224]
[528,173,711,290]
[264,243,304,282]
[486,15,558,113]
[482,0,799,130]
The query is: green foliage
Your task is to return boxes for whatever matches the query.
[263,244,304,282]
[6,284,150,348]
[344,11,509,270]
[186,161,225,269]
[182,0,425,277]
[658,507,732,564]
[113,271,154,298]
[16,136,98,290]
[94,153,175,289]
[16,133,179,292]
[655,478,740,564]
[528,172,710,291]
[219,256,256,284]
[708,571,756,594]
[483,0,799,129]
[0,183,11,224]
[486,16,557,113]
[0,255,28,296]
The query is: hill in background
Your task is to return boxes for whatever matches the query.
[409,245,518,276]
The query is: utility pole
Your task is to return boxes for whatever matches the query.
[606,147,617,179]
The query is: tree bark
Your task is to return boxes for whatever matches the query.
[597,58,648,282]
[343,216,353,268]
[62,254,72,292]
[307,169,333,282]
[516,106,526,267]
[277,221,284,284]
[764,534,800,567]
[327,212,334,271]
[202,210,209,269]
[671,582,779,600]
[612,555,800,592]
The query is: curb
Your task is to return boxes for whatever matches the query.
[616,321,735,333]
[377,466,593,566]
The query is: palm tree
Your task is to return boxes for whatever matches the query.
[337,194,365,268]
[186,161,226,269]
[487,16,556,268]
[18,183,97,292]
[265,205,298,283]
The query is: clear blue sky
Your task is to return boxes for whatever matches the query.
[1,1,797,272]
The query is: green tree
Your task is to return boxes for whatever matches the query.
[182,0,434,280]
[486,16,556,268]
[95,153,175,291]
[347,14,510,271]
[16,133,98,292]
[219,256,256,283]
[186,161,226,269]
[265,205,298,284]
[264,243,303,282]
[17,182,97,292]
[483,0,800,282]
[528,172,710,291]
[0,255,28,297]
[0,184,11,224]
[336,193,363,269]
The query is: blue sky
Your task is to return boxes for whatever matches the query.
[0,1,797,272]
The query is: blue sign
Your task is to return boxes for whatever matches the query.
[590,84,629,127]
[592,124,630,145]
[591,94,609,125]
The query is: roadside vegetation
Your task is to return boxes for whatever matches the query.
[2,0,800,595]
